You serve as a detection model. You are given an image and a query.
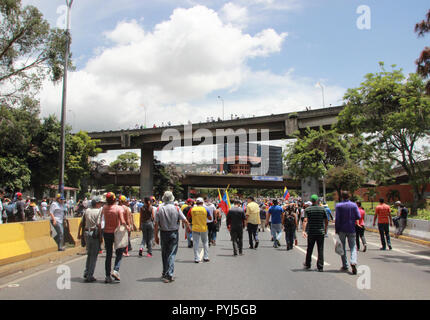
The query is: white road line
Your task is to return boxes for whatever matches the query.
[294,245,331,266]
[328,230,430,261]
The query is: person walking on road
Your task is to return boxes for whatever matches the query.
[188,197,212,263]
[259,204,267,232]
[78,197,103,283]
[373,198,393,250]
[101,192,129,283]
[154,191,190,283]
[282,205,297,251]
[205,199,217,246]
[302,194,328,272]
[356,201,367,252]
[182,199,194,248]
[245,196,261,249]
[139,197,155,257]
[335,192,361,275]
[227,200,246,256]
[266,200,283,248]
[119,196,133,257]
[49,194,66,251]
[395,203,408,237]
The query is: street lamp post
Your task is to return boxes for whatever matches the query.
[316,82,325,108]
[218,96,224,120]
[58,0,73,197]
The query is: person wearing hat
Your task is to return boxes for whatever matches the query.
[49,194,66,251]
[302,194,328,272]
[188,197,212,263]
[78,196,103,282]
[15,192,26,222]
[154,191,190,283]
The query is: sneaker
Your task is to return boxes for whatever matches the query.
[255,241,259,249]
[194,260,200,263]
[340,267,349,272]
[85,276,97,283]
[380,247,386,251]
[249,245,254,249]
[234,252,238,256]
[163,276,174,283]
[363,245,367,252]
[203,258,210,262]
[105,276,113,283]
[318,269,324,272]
[351,265,357,275]
[111,270,120,281]
[147,253,152,258]
[139,249,143,257]
[388,245,392,250]
[303,263,311,270]
[276,240,281,247]
[239,252,244,256]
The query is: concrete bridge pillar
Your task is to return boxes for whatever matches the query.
[140,147,154,198]
[301,177,319,201]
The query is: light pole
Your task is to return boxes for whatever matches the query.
[58,0,73,197]
[143,104,147,128]
[218,96,224,120]
[316,82,325,108]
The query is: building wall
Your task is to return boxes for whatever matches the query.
[356,184,430,203]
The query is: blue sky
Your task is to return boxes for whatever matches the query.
[21,0,430,163]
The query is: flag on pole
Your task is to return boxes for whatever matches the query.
[219,187,229,214]
[283,187,290,201]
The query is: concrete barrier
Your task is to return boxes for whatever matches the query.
[364,215,430,242]
[0,220,57,266]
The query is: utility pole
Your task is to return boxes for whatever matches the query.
[58,0,73,197]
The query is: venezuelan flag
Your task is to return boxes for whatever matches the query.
[283,187,290,200]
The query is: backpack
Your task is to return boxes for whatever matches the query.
[25,205,35,220]
[284,214,296,231]
[5,202,16,218]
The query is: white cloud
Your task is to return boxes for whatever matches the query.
[220,2,249,29]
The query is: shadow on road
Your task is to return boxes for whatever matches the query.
[137,277,165,283]
[371,255,430,268]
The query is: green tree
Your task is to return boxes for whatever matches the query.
[337,63,430,214]
[326,162,366,201]
[364,187,378,209]
[415,9,430,94]
[0,0,72,107]
[109,152,140,172]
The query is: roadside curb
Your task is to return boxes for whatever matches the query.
[0,232,141,279]
[364,227,430,247]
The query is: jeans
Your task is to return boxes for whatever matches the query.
[84,233,100,278]
[192,231,209,261]
[305,234,325,270]
[52,221,64,250]
[378,223,391,248]
[103,233,125,277]
[140,222,154,254]
[271,223,282,242]
[285,229,295,249]
[338,232,358,268]
[160,230,179,278]
[247,223,259,247]
[396,218,407,236]
[208,222,217,243]
[355,225,367,250]
[187,225,193,247]
[230,228,243,254]
[260,219,266,232]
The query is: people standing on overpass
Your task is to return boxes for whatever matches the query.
[154,191,190,283]
[355,201,367,252]
[266,200,283,248]
[373,198,393,250]
[49,194,66,251]
[335,192,361,275]
[227,200,246,256]
[78,196,103,283]
[245,196,261,249]
[303,194,328,272]
[101,192,129,283]
[139,197,155,257]
[188,197,212,263]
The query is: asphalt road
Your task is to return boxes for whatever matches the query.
[1,221,429,300]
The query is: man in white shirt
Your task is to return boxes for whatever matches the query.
[50,194,66,251]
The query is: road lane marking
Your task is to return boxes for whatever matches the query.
[294,245,330,266]
[328,231,430,261]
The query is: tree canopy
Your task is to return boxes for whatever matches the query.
[415,9,430,94]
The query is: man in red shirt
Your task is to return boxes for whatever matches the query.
[373,198,393,250]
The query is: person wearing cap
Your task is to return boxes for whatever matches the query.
[303,194,328,272]
[49,194,66,251]
[335,191,361,275]
[188,197,212,263]
[266,199,284,248]
[15,192,26,222]
[154,191,190,283]
[78,197,103,282]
